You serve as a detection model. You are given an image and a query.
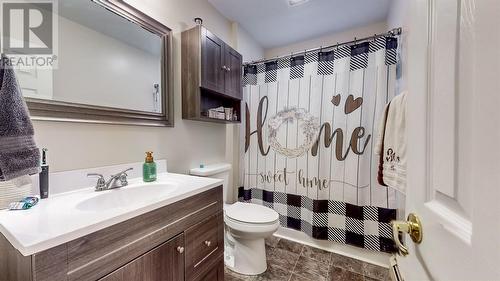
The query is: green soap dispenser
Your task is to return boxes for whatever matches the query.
[143,151,157,182]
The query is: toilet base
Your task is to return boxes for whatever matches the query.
[225,236,267,275]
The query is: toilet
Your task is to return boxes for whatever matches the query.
[190,163,279,275]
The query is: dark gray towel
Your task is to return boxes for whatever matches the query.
[0,54,41,181]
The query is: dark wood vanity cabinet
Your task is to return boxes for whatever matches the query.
[0,187,224,281]
[182,25,242,124]
[99,234,185,281]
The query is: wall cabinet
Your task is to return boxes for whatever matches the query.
[182,25,242,124]
[224,46,243,99]
[0,187,224,281]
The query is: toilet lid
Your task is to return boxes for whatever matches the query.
[225,202,279,224]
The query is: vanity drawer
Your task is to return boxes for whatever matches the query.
[185,212,223,281]
[194,260,224,281]
[98,233,185,281]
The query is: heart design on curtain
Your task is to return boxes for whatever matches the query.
[344,94,363,114]
[331,94,341,106]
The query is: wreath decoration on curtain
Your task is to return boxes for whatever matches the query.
[268,107,319,158]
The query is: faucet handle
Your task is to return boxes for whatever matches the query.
[87,173,106,191]
[122,167,133,175]
[112,168,134,178]
[115,168,133,185]
[114,168,133,177]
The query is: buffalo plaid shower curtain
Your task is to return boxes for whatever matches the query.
[239,36,401,253]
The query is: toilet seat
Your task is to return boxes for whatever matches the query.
[225,202,279,224]
[225,215,279,235]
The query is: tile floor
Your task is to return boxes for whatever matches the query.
[224,236,390,281]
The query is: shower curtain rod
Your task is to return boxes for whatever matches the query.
[243,27,402,66]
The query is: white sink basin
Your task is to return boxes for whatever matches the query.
[0,172,223,256]
[76,182,178,211]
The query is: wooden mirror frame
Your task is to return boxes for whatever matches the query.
[26,0,174,127]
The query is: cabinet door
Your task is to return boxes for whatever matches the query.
[99,234,185,281]
[224,44,243,99]
[201,27,225,93]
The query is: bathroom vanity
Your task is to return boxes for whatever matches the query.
[0,174,224,281]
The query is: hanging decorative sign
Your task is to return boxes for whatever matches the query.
[267,107,319,158]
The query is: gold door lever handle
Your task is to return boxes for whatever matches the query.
[391,213,423,256]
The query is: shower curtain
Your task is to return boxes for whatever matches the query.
[239,36,400,253]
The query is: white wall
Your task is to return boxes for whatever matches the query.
[265,21,387,59]
[231,22,265,62]
[387,0,409,96]
[33,0,236,176]
[225,22,264,202]
[387,0,409,30]
[54,16,161,112]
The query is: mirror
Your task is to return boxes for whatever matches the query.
[20,0,173,126]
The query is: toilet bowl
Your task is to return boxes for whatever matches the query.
[224,202,279,275]
[190,164,280,275]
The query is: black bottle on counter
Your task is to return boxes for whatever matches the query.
[39,148,49,199]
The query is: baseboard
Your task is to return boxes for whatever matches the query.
[274,227,390,268]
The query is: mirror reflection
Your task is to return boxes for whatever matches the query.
[16,0,163,113]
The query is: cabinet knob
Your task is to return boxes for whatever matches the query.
[177,246,184,254]
[221,66,227,71]
[226,67,231,72]
[204,240,211,247]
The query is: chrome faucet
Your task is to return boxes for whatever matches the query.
[87,168,133,191]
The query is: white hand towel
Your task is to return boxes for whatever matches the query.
[375,91,407,193]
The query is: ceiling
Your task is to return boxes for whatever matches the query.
[208,0,392,49]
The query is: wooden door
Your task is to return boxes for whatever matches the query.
[201,27,225,94]
[99,234,185,281]
[398,0,500,280]
[224,44,242,99]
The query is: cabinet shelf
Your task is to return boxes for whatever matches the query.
[181,25,242,124]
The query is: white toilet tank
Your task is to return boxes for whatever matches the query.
[190,163,232,204]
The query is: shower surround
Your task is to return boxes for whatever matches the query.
[240,36,401,253]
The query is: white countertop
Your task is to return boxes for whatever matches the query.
[0,172,223,256]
